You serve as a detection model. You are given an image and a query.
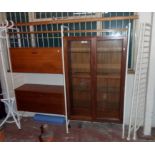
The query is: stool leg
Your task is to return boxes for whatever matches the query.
[10,98,21,129]
[0,101,11,128]
[0,98,21,129]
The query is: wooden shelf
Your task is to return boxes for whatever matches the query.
[73,100,91,108]
[97,47,122,52]
[71,64,90,69]
[72,72,90,78]
[70,115,92,121]
[97,88,120,93]
[97,74,120,79]
[71,51,90,53]
[97,64,121,69]
[71,64,120,70]
[71,48,90,53]
[73,87,90,92]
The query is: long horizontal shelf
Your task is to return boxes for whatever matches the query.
[71,64,121,70]
[69,115,92,121]
[72,101,91,108]
[71,48,122,53]
[97,74,120,79]
[71,73,120,79]
[72,73,91,78]
[70,51,122,53]
[97,47,122,52]
[97,64,121,69]
[14,15,139,26]
[71,48,90,52]
[97,87,120,92]
[71,51,90,53]
[71,64,90,71]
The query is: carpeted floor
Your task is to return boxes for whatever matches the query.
[1,117,155,142]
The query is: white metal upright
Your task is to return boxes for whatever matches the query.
[126,23,152,140]
[61,25,70,134]
[122,23,131,139]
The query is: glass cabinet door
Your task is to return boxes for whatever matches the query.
[69,40,92,117]
[96,39,123,120]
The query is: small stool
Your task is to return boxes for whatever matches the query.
[0,97,21,129]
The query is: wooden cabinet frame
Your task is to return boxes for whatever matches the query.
[64,36,127,123]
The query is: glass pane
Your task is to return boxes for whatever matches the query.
[70,41,91,76]
[96,39,122,119]
[97,40,122,76]
[71,78,91,115]
[69,40,91,116]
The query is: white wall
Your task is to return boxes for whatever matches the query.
[23,73,64,86]
[138,12,152,23]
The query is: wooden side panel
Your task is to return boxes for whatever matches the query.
[10,47,62,73]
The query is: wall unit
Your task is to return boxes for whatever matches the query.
[15,84,65,115]
[10,47,62,73]
[10,47,65,115]
[64,36,127,122]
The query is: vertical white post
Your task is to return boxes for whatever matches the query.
[61,25,69,134]
[96,12,102,36]
[28,12,36,47]
[17,28,21,47]
[4,27,16,97]
[0,35,10,99]
[122,23,131,139]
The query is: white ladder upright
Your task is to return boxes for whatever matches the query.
[127,22,152,140]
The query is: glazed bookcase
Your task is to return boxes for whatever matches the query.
[64,36,127,122]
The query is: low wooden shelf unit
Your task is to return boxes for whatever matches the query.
[15,84,65,115]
